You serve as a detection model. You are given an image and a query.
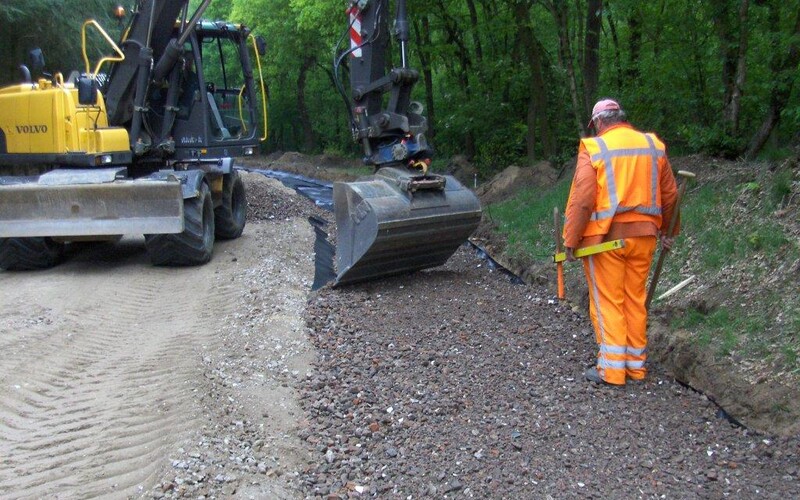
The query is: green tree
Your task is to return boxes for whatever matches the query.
[0,0,121,85]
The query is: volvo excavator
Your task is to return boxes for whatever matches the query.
[0,0,480,285]
[0,0,267,269]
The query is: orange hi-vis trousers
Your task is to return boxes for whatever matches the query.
[582,236,657,385]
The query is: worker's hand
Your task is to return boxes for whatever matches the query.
[660,235,675,251]
[566,247,577,262]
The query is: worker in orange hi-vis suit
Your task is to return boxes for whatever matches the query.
[563,98,679,386]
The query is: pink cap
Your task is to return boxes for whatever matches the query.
[588,99,620,127]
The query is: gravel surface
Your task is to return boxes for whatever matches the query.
[11,166,795,499]
[300,253,800,498]
[144,172,326,499]
[155,168,799,499]
[297,222,800,496]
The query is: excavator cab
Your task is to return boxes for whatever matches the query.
[332,0,481,285]
[137,20,264,161]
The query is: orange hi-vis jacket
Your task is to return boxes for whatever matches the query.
[580,125,666,235]
[563,123,677,248]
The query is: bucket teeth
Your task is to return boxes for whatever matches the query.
[333,167,482,286]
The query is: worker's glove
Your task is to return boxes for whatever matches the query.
[566,247,577,262]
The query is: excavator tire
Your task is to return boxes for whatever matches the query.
[214,170,247,240]
[145,182,215,266]
[0,237,65,271]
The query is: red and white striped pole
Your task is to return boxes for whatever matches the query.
[347,5,363,58]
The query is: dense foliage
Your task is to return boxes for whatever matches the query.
[2,1,798,173]
[0,1,122,84]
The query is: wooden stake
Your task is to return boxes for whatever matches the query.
[656,275,696,302]
[554,207,565,300]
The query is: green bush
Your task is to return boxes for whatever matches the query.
[677,124,745,159]
[474,122,528,177]
[770,168,794,207]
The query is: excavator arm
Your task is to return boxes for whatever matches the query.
[331,0,482,286]
[340,0,430,170]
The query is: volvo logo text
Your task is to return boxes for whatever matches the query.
[15,125,49,134]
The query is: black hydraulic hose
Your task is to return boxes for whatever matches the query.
[333,12,359,126]
[179,3,189,37]
[146,0,156,49]
[333,2,385,128]
[129,46,154,152]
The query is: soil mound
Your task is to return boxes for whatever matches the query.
[476,161,558,205]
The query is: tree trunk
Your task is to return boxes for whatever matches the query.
[533,38,557,159]
[626,6,643,83]
[435,0,475,158]
[606,7,623,92]
[514,1,555,161]
[297,55,316,152]
[746,3,800,158]
[583,0,602,111]
[413,15,436,139]
[729,0,750,135]
[709,0,739,133]
[547,1,585,136]
[466,0,483,64]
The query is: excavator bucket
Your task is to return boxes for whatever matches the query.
[333,167,482,286]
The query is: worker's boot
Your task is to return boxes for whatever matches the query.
[584,367,623,386]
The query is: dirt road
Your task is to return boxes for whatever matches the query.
[0,174,314,498]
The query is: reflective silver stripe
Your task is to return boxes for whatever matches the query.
[587,255,607,345]
[589,147,665,162]
[600,344,627,355]
[588,134,665,221]
[627,346,647,356]
[592,138,619,220]
[616,204,662,216]
[599,358,626,369]
[591,207,616,221]
[626,359,646,369]
[645,134,660,208]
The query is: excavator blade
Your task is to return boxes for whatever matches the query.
[0,169,183,238]
[333,167,482,286]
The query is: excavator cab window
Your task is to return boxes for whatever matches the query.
[176,43,201,120]
[199,32,254,141]
[28,48,46,79]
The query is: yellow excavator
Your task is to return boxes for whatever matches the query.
[0,0,267,269]
[0,0,480,286]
